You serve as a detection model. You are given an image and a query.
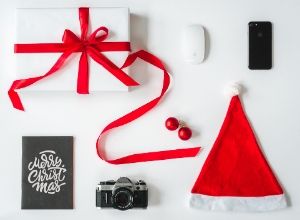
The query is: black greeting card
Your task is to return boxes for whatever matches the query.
[21,136,73,209]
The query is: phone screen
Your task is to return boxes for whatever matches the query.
[248,21,272,70]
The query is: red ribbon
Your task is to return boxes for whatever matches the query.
[9,7,201,164]
[97,50,201,164]
[10,7,138,110]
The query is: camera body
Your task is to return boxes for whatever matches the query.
[96,177,148,210]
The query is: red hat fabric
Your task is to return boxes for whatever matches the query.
[190,95,287,211]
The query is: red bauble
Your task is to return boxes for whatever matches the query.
[165,117,179,131]
[178,127,192,140]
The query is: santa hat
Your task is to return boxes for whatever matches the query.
[190,83,287,212]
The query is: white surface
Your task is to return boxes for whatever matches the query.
[182,25,205,64]
[16,7,129,91]
[0,0,300,219]
[190,194,287,212]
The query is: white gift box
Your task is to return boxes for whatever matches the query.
[15,7,130,92]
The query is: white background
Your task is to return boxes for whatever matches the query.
[0,0,299,219]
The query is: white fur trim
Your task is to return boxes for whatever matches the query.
[224,82,242,97]
[190,194,287,212]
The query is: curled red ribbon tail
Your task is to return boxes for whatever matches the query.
[96,49,201,164]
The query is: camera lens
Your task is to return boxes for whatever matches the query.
[112,188,133,210]
[116,192,129,206]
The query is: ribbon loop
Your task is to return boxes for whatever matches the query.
[89,26,109,43]
[62,29,81,44]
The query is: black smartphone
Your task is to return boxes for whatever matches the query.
[248,21,272,70]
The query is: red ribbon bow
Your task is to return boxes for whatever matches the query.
[9,7,201,164]
[9,7,139,110]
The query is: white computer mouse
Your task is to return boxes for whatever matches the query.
[182,25,205,64]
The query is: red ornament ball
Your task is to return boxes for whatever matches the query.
[165,117,179,131]
[178,127,192,140]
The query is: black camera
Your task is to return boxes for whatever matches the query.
[96,177,148,210]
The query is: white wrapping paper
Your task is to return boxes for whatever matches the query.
[16,7,130,92]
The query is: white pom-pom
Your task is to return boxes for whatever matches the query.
[224,82,242,97]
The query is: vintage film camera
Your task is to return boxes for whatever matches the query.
[96,177,148,210]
